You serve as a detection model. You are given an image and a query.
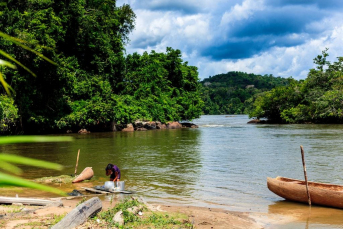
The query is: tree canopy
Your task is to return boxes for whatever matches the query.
[200,71,289,115]
[0,0,203,134]
[249,50,343,124]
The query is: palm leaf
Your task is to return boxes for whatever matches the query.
[0,136,73,144]
[0,59,16,69]
[0,154,63,170]
[0,72,14,95]
[0,32,57,66]
[0,172,66,196]
[0,160,22,175]
[0,49,36,77]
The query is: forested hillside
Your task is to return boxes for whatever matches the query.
[0,1,203,134]
[249,50,343,124]
[200,72,289,114]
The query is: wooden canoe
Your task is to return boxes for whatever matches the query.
[267,176,343,208]
[72,167,94,183]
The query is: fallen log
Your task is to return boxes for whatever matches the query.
[0,197,62,206]
[82,187,110,194]
[51,197,102,229]
[82,187,133,194]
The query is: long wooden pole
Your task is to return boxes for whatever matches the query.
[300,145,311,206]
[74,149,80,176]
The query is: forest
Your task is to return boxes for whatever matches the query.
[249,49,343,124]
[0,1,203,134]
[200,72,289,114]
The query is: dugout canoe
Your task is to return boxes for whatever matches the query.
[267,176,343,209]
[72,167,94,183]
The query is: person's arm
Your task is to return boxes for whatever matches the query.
[113,172,120,181]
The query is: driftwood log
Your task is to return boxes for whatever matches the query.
[82,187,133,194]
[51,197,102,229]
[0,197,62,206]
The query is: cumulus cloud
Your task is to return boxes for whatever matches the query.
[117,0,343,80]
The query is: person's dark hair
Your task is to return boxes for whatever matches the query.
[105,163,113,171]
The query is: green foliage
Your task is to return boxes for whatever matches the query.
[0,26,72,195]
[200,71,289,115]
[0,95,18,132]
[249,50,343,123]
[92,198,193,229]
[0,2,202,133]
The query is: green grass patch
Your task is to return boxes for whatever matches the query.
[33,175,74,184]
[89,198,193,229]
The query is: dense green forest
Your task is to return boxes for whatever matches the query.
[249,50,343,124]
[200,72,289,114]
[0,1,203,134]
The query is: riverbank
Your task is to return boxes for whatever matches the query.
[0,196,267,228]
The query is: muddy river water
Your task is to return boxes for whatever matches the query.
[1,115,343,228]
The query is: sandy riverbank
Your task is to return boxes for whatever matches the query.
[0,195,284,229]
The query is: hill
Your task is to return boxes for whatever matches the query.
[200,71,289,114]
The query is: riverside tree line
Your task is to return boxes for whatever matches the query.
[0,0,203,134]
[1,1,342,135]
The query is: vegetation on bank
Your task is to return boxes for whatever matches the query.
[249,50,343,124]
[0,1,203,134]
[83,198,193,228]
[200,71,289,114]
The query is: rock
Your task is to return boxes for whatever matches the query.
[113,210,124,226]
[67,189,83,196]
[181,122,198,128]
[66,130,72,133]
[247,119,260,124]
[127,206,140,214]
[156,121,166,129]
[134,120,144,128]
[167,122,182,129]
[122,124,134,132]
[78,129,90,134]
[136,128,147,131]
[143,121,156,130]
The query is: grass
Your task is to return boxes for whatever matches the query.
[0,205,23,214]
[33,175,74,184]
[85,198,193,229]
[76,197,87,207]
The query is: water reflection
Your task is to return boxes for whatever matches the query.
[2,115,343,217]
[0,129,202,203]
[267,201,343,228]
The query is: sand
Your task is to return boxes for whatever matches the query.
[0,195,278,229]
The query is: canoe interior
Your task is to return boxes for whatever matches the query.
[275,176,343,192]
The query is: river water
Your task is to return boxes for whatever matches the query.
[2,115,343,228]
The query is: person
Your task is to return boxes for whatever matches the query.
[105,163,121,181]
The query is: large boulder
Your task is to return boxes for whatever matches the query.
[167,122,182,129]
[143,121,156,130]
[78,129,90,134]
[156,121,166,129]
[122,124,134,132]
[181,123,198,128]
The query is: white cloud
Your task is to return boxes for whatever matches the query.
[118,0,343,81]
[197,23,343,80]
[220,0,265,26]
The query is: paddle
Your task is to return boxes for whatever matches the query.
[300,145,311,206]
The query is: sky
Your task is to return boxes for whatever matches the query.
[117,0,343,80]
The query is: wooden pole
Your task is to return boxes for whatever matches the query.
[300,145,311,206]
[74,149,80,176]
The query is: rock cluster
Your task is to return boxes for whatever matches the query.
[74,121,198,133]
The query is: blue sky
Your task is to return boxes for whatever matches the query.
[117,0,343,80]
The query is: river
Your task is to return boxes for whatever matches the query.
[2,115,343,228]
